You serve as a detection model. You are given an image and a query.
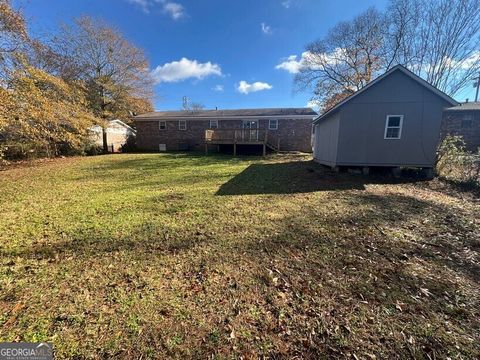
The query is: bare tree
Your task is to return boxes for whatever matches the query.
[388,0,480,96]
[190,102,205,112]
[46,16,154,151]
[51,16,154,121]
[297,0,480,110]
[295,7,388,110]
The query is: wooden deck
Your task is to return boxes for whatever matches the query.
[205,129,280,155]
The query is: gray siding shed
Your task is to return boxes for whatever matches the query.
[313,65,458,168]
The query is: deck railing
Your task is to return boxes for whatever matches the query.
[205,128,281,154]
[205,129,268,143]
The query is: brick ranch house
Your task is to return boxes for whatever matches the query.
[133,108,318,154]
[442,101,480,151]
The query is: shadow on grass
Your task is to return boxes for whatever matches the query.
[240,191,479,284]
[2,221,209,261]
[1,183,478,358]
[438,177,480,198]
[216,161,427,195]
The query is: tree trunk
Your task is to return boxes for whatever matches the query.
[102,127,108,153]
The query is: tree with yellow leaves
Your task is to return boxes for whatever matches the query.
[0,0,28,80]
[1,63,99,158]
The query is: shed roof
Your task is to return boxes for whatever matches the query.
[134,108,317,120]
[444,101,480,111]
[313,65,459,124]
[89,119,136,133]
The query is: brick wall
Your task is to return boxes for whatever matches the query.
[135,118,313,152]
[441,110,480,151]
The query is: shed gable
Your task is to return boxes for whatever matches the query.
[347,70,438,105]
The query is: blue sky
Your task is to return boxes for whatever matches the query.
[16,0,476,111]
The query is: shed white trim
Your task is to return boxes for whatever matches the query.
[384,115,404,139]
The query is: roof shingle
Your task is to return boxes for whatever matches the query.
[134,107,317,119]
[445,102,480,111]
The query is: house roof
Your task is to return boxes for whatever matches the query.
[109,119,136,132]
[444,101,480,111]
[89,119,136,133]
[134,108,317,120]
[313,65,459,124]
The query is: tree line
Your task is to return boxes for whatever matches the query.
[0,0,154,159]
[296,0,480,110]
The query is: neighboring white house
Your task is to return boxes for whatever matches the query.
[89,119,136,152]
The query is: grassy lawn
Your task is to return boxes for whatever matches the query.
[0,153,479,359]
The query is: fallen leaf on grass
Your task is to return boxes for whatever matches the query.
[4,302,25,326]
[420,288,432,297]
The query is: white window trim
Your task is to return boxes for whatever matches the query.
[209,119,218,129]
[159,121,166,130]
[178,120,187,130]
[384,115,403,140]
[268,119,278,130]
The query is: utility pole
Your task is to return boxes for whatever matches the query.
[474,74,480,102]
[182,96,190,111]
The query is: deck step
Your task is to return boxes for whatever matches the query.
[266,142,279,152]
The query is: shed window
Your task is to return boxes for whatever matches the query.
[269,119,278,130]
[178,120,187,130]
[462,114,473,128]
[159,121,166,130]
[384,115,403,139]
[210,119,218,129]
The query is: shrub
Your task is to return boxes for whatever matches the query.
[82,142,103,156]
[120,134,137,153]
[0,141,51,160]
[436,135,480,185]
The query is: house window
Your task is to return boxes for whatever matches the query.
[384,115,403,139]
[462,114,473,128]
[269,119,278,130]
[210,119,218,129]
[159,121,166,130]
[178,120,187,130]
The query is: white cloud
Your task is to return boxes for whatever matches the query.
[151,58,222,84]
[281,0,292,8]
[307,100,320,110]
[275,49,343,74]
[237,81,273,94]
[261,22,272,35]
[162,2,185,20]
[127,0,150,13]
[126,0,185,19]
[212,84,224,92]
[275,54,305,74]
[445,51,480,70]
